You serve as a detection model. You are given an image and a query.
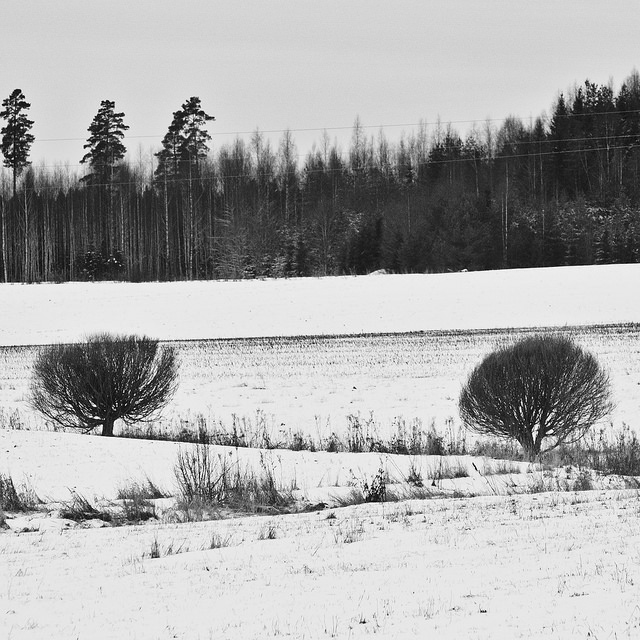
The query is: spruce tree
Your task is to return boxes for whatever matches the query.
[0,89,35,198]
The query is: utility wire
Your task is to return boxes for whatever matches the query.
[31,108,640,145]
[13,141,639,192]
[25,131,640,172]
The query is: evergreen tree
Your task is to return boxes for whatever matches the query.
[155,96,214,180]
[80,100,129,262]
[155,97,214,279]
[549,94,571,199]
[0,89,35,198]
[80,100,129,184]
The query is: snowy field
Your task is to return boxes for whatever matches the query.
[3,477,640,639]
[2,265,640,639]
[2,428,640,640]
[2,325,640,442]
[1,264,639,346]
[2,263,640,438]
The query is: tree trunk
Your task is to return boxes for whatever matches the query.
[102,416,115,436]
[522,443,539,463]
[1,197,7,282]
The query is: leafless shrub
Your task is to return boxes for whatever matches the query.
[459,334,612,461]
[30,333,178,436]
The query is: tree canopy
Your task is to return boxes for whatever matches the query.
[80,99,129,184]
[155,96,215,181]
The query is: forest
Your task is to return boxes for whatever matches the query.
[1,70,640,283]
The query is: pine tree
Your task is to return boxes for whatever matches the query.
[80,100,129,264]
[80,100,129,184]
[0,89,35,198]
[1,89,36,283]
[155,97,214,278]
[155,97,214,180]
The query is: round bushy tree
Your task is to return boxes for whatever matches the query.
[459,334,612,460]
[31,333,178,436]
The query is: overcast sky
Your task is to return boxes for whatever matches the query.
[2,0,639,171]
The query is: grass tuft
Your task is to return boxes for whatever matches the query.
[59,491,113,523]
[0,473,40,512]
[174,443,294,519]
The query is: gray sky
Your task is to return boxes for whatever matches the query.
[2,0,639,171]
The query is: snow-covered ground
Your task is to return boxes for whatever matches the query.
[0,264,639,346]
[2,265,640,439]
[2,265,640,638]
[3,325,640,442]
[2,429,640,639]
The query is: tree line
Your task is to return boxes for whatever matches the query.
[1,70,640,283]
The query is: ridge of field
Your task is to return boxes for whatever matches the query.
[0,263,638,347]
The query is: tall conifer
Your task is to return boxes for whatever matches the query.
[0,89,35,198]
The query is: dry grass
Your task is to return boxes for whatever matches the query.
[173,443,295,518]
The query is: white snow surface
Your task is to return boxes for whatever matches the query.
[1,264,638,346]
[2,265,640,638]
[2,429,640,640]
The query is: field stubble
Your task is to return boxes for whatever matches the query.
[1,324,640,447]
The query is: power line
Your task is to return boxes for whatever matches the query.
[13,140,639,192]
[30,108,640,145]
[26,130,640,172]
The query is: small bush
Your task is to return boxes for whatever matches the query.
[598,424,640,476]
[362,467,387,502]
[174,443,294,516]
[388,418,447,456]
[0,408,28,431]
[174,442,222,504]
